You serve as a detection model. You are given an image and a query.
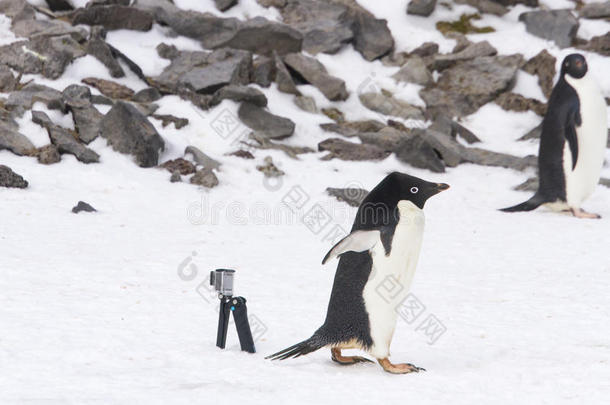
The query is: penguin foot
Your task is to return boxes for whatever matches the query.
[571,208,601,219]
[331,348,373,365]
[378,358,425,374]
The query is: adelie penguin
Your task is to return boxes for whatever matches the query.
[502,53,608,218]
[266,172,449,374]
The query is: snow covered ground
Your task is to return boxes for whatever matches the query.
[1,1,610,404]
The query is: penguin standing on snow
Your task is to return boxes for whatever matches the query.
[267,172,449,374]
[502,53,608,218]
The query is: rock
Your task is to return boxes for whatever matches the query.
[514,177,538,192]
[152,45,210,93]
[321,107,345,123]
[391,55,433,85]
[31,110,100,164]
[5,83,64,114]
[462,148,536,171]
[0,165,28,189]
[420,55,523,117]
[178,49,252,94]
[190,168,219,188]
[359,92,424,121]
[283,53,348,101]
[320,119,385,137]
[357,126,411,152]
[228,149,255,159]
[257,0,286,7]
[407,0,437,17]
[87,0,131,7]
[273,52,300,95]
[430,115,481,144]
[238,102,295,140]
[580,32,610,57]
[522,50,556,99]
[86,29,125,78]
[184,146,221,170]
[72,5,154,31]
[0,35,85,80]
[11,18,87,41]
[518,10,578,49]
[72,105,104,144]
[454,0,508,16]
[37,144,61,164]
[411,42,439,58]
[318,138,390,161]
[326,187,368,207]
[345,2,394,61]
[251,56,274,87]
[0,65,17,92]
[600,178,610,188]
[245,133,313,159]
[217,16,303,55]
[214,0,238,11]
[431,41,497,71]
[170,171,182,182]
[280,0,353,54]
[0,122,35,156]
[160,158,196,175]
[518,123,542,141]
[396,134,446,173]
[82,77,134,99]
[99,101,165,167]
[72,201,97,214]
[210,85,267,107]
[493,0,538,5]
[151,114,189,129]
[423,129,465,167]
[495,92,546,116]
[133,88,162,103]
[256,156,285,177]
[46,0,74,11]
[0,0,36,22]
[62,84,92,109]
[293,95,317,113]
[580,2,610,19]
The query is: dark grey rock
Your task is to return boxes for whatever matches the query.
[430,115,481,144]
[580,2,610,19]
[5,83,65,114]
[492,0,538,5]
[99,101,164,167]
[420,55,523,117]
[407,0,437,17]
[359,92,424,121]
[514,176,538,192]
[346,3,394,61]
[210,85,267,107]
[357,127,412,152]
[86,32,125,78]
[0,165,28,189]
[72,105,104,144]
[87,0,131,7]
[280,0,353,54]
[160,158,196,175]
[151,114,189,129]
[72,201,97,213]
[251,56,274,87]
[522,49,556,99]
[177,49,252,94]
[495,92,546,116]
[318,138,390,161]
[461,148,536,171]
[31,110,100,164]
[431,41,497,71]
[238,102,295,140]
[326,187,369,207]
[293,95,317,113]
[273,52,300,95]
[190,168,219,188]
[256,156,285,177]
[214,0,238,11]
[11,19,87,41]
[396,134,445,173]
[519,9,578,49]
[184,146,221,170]
[0,65,17,92]
[170,171,182,182]
[0,0,36,22]
[46,0,74,11]
[411,41,439,58]
[518,123,542,141]
[82,77,135,99]
[320,119,385,137]
[580,32,610,57]
[600,178,610,188]
[392,55,433,85]
[133,87,162,103]
[72,5,154,31]
[283,53,348,101]
[62,84,92,109]
[37,144,61,164]
[0,122,36,156]
[454,0,507,16]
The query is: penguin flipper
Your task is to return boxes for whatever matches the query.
[564,108,580,170]
[500,194,547,213]
[321,230,380,265]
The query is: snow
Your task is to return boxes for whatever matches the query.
[1,1,610,404]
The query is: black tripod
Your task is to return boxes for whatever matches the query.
[216,294,255,353]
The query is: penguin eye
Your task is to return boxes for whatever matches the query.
[410,187,419,194]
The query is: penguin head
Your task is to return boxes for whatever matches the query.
[561,54,588,79]
[383,172,450,209]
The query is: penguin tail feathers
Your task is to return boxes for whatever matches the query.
[265,336,324,361]
[500,194,546,213]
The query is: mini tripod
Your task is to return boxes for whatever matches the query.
[210,269,255,353]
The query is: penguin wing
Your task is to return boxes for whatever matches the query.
[564,106,581,170]
[321,230,381,265]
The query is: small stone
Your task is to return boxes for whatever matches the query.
[210,85,267,107]
[454,0,508,16]
[293,96,317,113]
[184,145,221,170]
[228,149,255,159]
[132,87,162,103]
[251,56,275,87]
[283,53,348,101]
[190,168,219,188]
[0,165,28,189]
[151,114,189,129]
[214,0,238,12]
[495,92,546,116]
[256,156,285,177]
[160,158,196,175]
[72,201,97,214]
[170,171,182,183]
[580,2,610,19]
[37,144,61,165]
[392,55,433,85]
[0,65,17,92]
[274,52,300,95]
[321,107,345,123]
[238,102,295,140]
[519,9,578,49]
[407,0,437,17]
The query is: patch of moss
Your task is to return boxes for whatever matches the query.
[436,13,495,35]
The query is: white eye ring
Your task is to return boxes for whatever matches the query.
[410,187,419,194]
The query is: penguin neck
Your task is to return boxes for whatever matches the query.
[564,72,597,95]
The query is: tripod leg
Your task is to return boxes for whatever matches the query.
[231,297,255,353]
[216,299,231,349]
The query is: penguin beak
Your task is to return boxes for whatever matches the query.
[435,183,450,192]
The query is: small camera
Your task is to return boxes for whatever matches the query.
[210,269,235,296]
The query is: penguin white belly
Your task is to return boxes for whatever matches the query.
[564,75,608,208]
[361,201,425,359]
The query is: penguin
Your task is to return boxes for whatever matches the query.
[502,53,608,218]
[266,172,449,374]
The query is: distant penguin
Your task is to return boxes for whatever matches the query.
[267,172,449,374]
[502,53,608,218]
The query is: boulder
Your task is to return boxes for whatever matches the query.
[210,85,268,107]
[178,49,252,94]
[392,55,433,85]
[11,19,87,41]
[359,92,424,121]
[348,4,394,61]
[431,41,497,71]
[184,146,221,170]
[396,134,445,173]
[495,92,546,116]
[251,56,275,87]
[0,122,36,156]
[0,65,17,92]
[72,201,97,213]
[407,0,437,17]
[519,10,578,49]
[256,156,285,177]
[99,101,165,167]
[238,102,295,139]
[5,84,65,114]
[581,32,610,57]
[133,88,162,103]
[160,158,196,175]
[318,138,390,161]
[86,27,125,78]
[283,53,348,101]
[214,0,238,12]
[273,52,300,95]
[37,144,61,164]
[580,2,610,19]
[71,5,154,31]
[357,127,412,152]
[0,165,28,189]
